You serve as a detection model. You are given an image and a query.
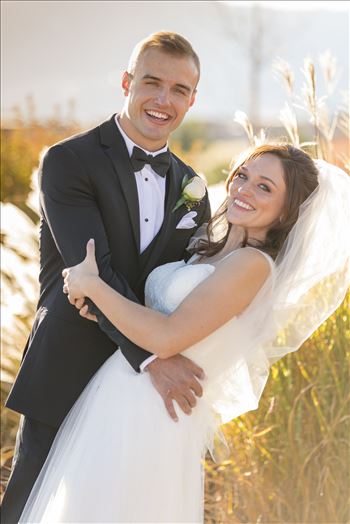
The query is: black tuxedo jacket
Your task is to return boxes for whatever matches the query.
[6,115,211,428]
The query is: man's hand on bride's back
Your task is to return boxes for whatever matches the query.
[146,355,205,421]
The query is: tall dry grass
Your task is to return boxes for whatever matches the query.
[204,299,349,523]
[0,200,40,497]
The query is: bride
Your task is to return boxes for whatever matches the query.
[19,144,350,523]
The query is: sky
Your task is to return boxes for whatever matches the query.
[225,0,349,9]
[1,1,349,127]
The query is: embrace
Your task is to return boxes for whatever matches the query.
[2,31,349,523]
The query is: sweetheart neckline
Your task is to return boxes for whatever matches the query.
[186,262,216,269]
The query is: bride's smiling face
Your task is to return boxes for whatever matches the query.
[226,154,287,242]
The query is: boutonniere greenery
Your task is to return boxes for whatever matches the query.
[172,175,207,212]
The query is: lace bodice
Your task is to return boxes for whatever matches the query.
[144,259,215,314]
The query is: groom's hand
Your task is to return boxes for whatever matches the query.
[147,355,205,421]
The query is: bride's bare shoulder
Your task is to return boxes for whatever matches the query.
[219,247,272,281]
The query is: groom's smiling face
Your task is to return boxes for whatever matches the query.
[119,48,199,152]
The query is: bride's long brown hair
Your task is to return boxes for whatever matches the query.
[193,144,319,260]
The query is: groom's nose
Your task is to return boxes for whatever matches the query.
[154,87,171,106]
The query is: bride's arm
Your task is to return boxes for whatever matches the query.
[64,240,270,358]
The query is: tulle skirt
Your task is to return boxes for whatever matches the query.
[19,351,213,523]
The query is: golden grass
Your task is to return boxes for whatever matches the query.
[204,296,350,523]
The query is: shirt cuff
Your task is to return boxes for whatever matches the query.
[140,355,157,372]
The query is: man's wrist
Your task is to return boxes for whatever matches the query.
[140,354,158,372]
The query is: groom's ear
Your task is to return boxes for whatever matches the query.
[189,89,197,108]
[121,71,131,96]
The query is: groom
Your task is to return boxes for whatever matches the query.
[2,32,211,522]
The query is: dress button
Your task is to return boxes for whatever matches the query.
[145,218,149,222]
[145,178,149,182]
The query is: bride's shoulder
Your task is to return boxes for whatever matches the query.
[220,247,273,280]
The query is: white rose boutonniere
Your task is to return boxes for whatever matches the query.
[172,175,207,212]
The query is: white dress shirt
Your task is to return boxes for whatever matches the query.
[115,116,167,253]
[115,115,167,370]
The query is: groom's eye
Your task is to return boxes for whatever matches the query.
[174,87,187,96]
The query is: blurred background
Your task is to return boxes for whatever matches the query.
[1,1,349,522]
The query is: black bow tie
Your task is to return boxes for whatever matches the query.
[130,146,171,177]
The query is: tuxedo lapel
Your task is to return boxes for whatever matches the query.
[99,116,140,253]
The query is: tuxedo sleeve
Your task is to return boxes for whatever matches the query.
[39,143,153,371]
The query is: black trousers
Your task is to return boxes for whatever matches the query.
[1,416,58,524]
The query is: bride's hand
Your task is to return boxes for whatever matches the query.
[62,239,99,304]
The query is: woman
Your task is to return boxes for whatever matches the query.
[19,145,350,523]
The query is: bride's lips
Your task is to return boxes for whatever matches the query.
[232,198,256,212]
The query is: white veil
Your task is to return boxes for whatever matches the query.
[189,160,350,428]
[266,159,350,363]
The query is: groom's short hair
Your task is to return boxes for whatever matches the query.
[128,31,200,81]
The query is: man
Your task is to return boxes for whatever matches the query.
[1,31,211,522]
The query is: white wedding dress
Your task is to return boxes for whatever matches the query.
[19,252,276,524]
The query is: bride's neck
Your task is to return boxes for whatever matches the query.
[223,226,245,253]
[199,227,244,264]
